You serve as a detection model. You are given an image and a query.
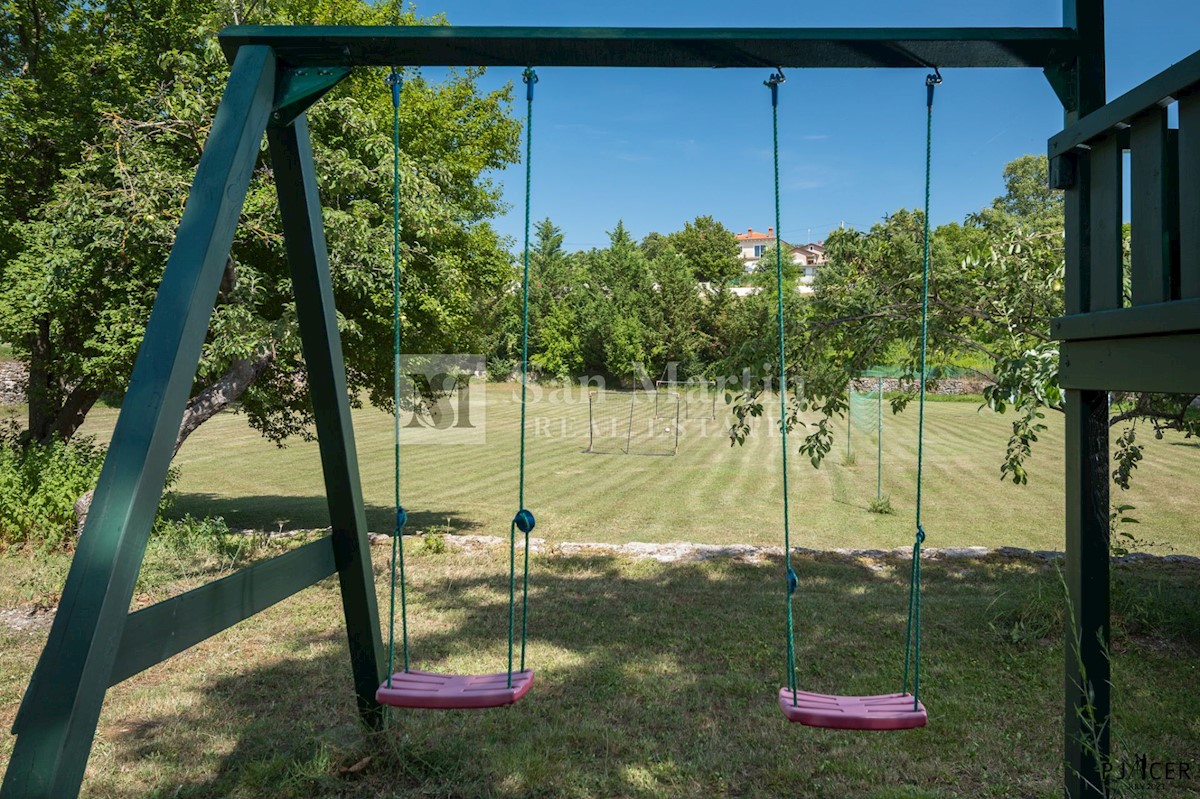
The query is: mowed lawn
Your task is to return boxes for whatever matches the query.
[81,382,1200,553]
[2,545,1199,798]
[3,385,1198,797]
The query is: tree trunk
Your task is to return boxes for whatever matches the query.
[43,383,102,445]
[25,315,56,443]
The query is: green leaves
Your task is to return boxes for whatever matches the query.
[0,0,523,446]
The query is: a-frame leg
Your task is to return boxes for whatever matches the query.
[268,116,386,727]
[1,46,276,799]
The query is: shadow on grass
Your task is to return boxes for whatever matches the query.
[91,555,1200,799]
[167,492,484,535]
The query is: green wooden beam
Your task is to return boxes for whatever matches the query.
[1,46,276,799]
[267,116,386,728]
[1052,297,1200,341]
[1060,4,1108,798]
[219,24,1079,70]
[1129,108,1175,304]
[110,537,338,686]
[272,66,352,127]
[1088,134,1123,312]
[1062,387,1112,799]
[1180,92,1200,299]
[1049,47,1200,157]
[1060,333,1200,394]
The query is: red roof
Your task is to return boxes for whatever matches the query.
[735,227,775,241]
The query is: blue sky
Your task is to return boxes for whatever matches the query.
[413,1,1200,251]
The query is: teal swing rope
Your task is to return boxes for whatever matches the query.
[769,69,938,715]
[508,67,539,688]
[386,68,409,686]
[902,68,942,711]
[383,66,538,693]
[764,69,798,701]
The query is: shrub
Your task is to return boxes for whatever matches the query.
[0,429,106,549]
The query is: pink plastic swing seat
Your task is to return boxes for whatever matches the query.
[778,687,927,731]
[376,669,534,709]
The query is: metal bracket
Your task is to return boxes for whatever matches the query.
[272,66,352,127]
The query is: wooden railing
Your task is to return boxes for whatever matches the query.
[1050,48,1200,394]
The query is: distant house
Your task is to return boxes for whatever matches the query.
[734,227,827,294]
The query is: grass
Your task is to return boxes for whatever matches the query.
[74,382,1200,554]
[1,544,1197,798]
[3,383,1195,795]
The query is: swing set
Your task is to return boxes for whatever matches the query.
[6,7,1181,799]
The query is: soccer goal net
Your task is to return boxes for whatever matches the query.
[587,391,679,456]
[654,379,718,420]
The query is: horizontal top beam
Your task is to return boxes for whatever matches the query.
[1049,47,1200,156]
[218,25,1079,70]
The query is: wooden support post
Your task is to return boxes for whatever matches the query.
[268,115,386,728]
[0,46,276,799]
[1180,93,1200,298]
[1088,134,1123,310]
[1129,108,1173,304]
[1061,3,1109,798]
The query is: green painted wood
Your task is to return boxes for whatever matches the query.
[110,537,337,686]
[267,116,386,729]
[218,24,1079,70]
[1048,47,1200,157]
[1060,5,1108,798]
[1061,333,1200,394]
[0,46,276,799]
[1063,389,1111,799]
[1052,297,1200,341]
[1181,92,1200,298]
[1088,134,1123,312]
[1130,108,1174,304]
[1063,152,1091,315]
[272,66,352,127]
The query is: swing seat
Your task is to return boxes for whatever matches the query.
[778,688,927,731]
[376,669,533,709]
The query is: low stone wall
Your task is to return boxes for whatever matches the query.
[0,361,26,406]
[851,375,993,396]
[382,533,1200,568]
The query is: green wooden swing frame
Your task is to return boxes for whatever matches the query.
[4,3,1197,797]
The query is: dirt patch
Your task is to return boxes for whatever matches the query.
[1,604,55,632]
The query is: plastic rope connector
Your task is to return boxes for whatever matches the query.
[925,67,942,110]
[522,67,538,100]
[386,69,402,109]
[786,567,798,595]
[513,509,536,534]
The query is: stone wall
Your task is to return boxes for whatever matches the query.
[851,375,993,396]
[0,361,27,405]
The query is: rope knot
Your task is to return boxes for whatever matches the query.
[393,506,408,535]
[513,509,536,534]
[915,525,926,545]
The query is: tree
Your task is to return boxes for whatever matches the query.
[728,156,1197,490]
[526,218,583,378]
[667,215,742,286]
[0,0,522,454]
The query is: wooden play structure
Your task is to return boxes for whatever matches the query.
[3,2,1197,796]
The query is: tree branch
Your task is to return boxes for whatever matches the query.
[174,345,276,457]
